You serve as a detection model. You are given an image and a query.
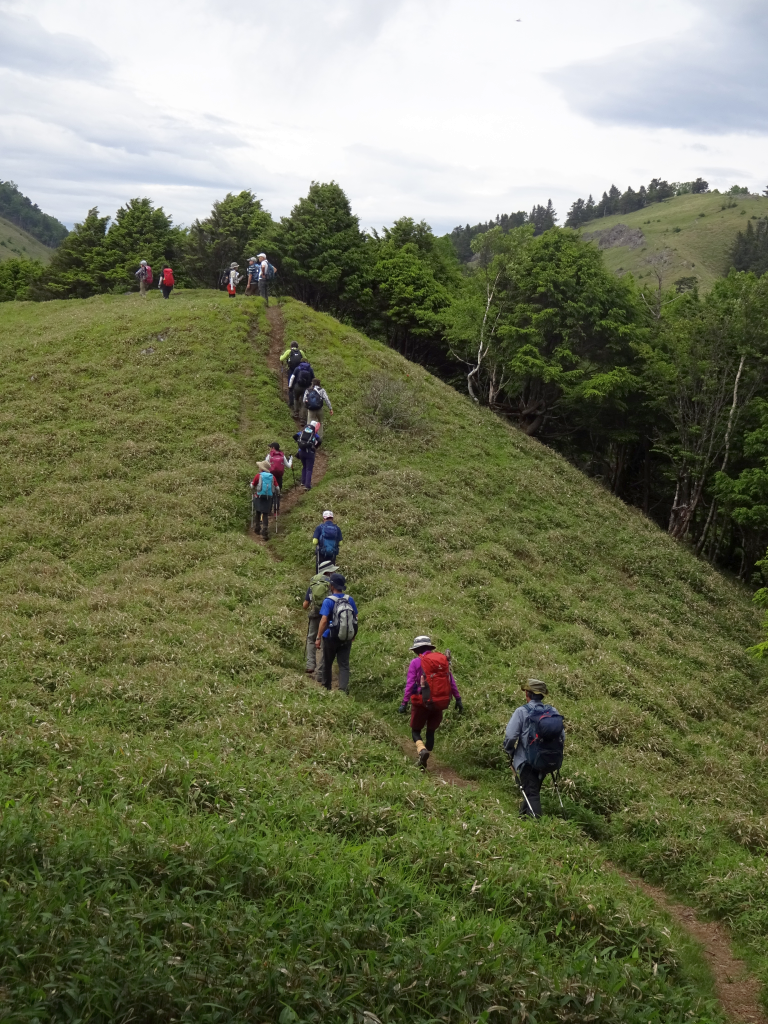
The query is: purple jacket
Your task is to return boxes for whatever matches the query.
[402,655,461,704]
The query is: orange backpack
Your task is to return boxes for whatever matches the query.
[412,651,452,710]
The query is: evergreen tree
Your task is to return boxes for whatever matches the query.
[47,208,110,298]
[529,200,557,236]
[0,258,46,301]
[565,198,586,228]
[585,194,596,219]
[730,219,768,277]
[691,177,709,194]
[0,180,69,247]
[185,190,273,288]
[95,197,179,292]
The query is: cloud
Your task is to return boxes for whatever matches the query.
[0,7,111,80]
[549,0,768,134]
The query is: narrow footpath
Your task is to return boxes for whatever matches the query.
[250,302,768,1024]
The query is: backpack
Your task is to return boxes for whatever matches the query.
[329,594,357,642]
[318,522,340,560]
[298,425,316,450]
[163,267,174,286]
[411,651,452,711]
[306,388,323,410]
[295,364,313,389]
[145,265,153,284]
[268,451,285,474]
[256,471,274,497]
[219,270,230,289]
[264,262,277,281]
[288,349,303,371]
[309,572,331,611]
[524,703,565,775]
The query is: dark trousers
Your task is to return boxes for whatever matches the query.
[518,764,544,818]
[322,636,351,692]
[161,284,173,299]
[300,451,315,488]
[258,280,269,305]
[254,508,270,538]
[410,705,443,751]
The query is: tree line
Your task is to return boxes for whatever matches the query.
[0,180,69,248]
[4,180,768,581]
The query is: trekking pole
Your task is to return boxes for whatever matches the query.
[512,765,537,818]
[552,771,564,808]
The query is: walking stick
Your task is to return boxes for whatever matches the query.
[552,771,564,808]
[512,765,537,818]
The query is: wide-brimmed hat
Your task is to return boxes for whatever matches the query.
[230,261,239,268]
[410,635,435,651]
[521,678,548,696]
[256,460,271,472]
[318,560,338,574]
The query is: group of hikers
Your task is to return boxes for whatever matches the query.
[133,252,277,303]
[135,260,175,299]
[249,318,566,817]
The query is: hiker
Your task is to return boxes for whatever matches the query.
[315,573,358,693]
[265,443,291,489]
[302,378,333,437]
[257,253,272,305]
[294,422,321,490]
[313,509,342,566]
[279,342,307,409]
[302,558,338,681]
[135,259,152,297]
[250,460,277,539]
[398,636,463,770]
[245,257,259,296]
[289,359,315,418]
[227,262,240,298]
[503,680,565,819]
[158,265,174,299]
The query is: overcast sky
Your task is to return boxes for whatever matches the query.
[1,0,767,233]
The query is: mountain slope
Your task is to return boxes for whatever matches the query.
[0,213,55,263]
[1,289,766,1020]
[578,191,768,291]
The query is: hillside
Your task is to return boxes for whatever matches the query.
[2,290,768,1021]
[0,213,54,264]
[578,191,768,291]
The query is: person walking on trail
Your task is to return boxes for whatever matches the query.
[289,359,315,420]
[245,257,259,296]
[257,253,274,305]
[302,378,333,437]
[313,510,342,567]
[503,680,565,819]
[302,558,338,681]
[226,262,240,298]
[158,265,174,299]
[251,460,277,539]
[398,636,463,770]
[280,342,306,409]
[315,573,358,693]
[294,422,321,490]
[135,259,152,298]
[265,443,291,489]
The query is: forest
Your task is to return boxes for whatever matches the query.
[4,181,768,585]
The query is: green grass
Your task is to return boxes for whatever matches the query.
[0,214,53,264]
[578,192,768,291]
[0,288,760,1021]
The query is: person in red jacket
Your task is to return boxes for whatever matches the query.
[398,636,463,770]
[265,443,291,489]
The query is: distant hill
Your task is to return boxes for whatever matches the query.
[0,180,69,250]
[0,214,56,264]
[577,191,768,292]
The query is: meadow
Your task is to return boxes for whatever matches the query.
[0,214,53,265]
[1,288,764,1021]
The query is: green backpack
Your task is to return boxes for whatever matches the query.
[309,573,331,611]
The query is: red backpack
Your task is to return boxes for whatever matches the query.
[268,451,286,473]
[145,265,153,284]
[163,267,174,286]
[412,651,452,710]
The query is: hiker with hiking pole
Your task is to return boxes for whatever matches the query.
[312,509,341,570]
[250,461,278,540]
[294,422,321,492]
[279,342,307,410]
[398,636,463,771]
[302,558,338,682]
[314,573,358,693]
[503,680,565,818]
[289,358,315,421]
[301,378,333,439]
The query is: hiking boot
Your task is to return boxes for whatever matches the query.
[418,748,430,771]
[305,668,316,675]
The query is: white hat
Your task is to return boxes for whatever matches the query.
[257,252,267,259]
[309,420,319,428]
[410,635,435,651]
[322,510,334,520]
[140,259,147,265]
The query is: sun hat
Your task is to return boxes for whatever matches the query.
[318,560,338,573]
[521,679,548,696]
[257,252,267,259]
[256,460,271,472]
[410,635,436,651]
[230,262,239,268]
[322,510,334,519]
[248,256,257,262]
[329,573,346,589]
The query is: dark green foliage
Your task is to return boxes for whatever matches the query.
[46,207,110,298]
[529,199,558,235]
[0,257,46,301]
[448,211,528,262]
[186,189,274,288]
[729,218,768,276]
[0,180,69,247]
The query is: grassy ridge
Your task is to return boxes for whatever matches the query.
[0,214,52,264]
[578,192,768,291]
[0,291,725,1022]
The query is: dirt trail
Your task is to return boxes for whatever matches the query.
[249,304,767,1023]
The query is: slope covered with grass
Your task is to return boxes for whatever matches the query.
[578,191,768,291]
[0,289,762,1021]
[0,214,53,264]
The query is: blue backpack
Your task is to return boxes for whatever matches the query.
[319,522,340,560]
[264,262,277,281]
[256,472,274,498]
[524,702,564,775]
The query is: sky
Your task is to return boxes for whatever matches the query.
[1,0,767,234]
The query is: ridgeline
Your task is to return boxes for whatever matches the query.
[1,290,767,1021]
